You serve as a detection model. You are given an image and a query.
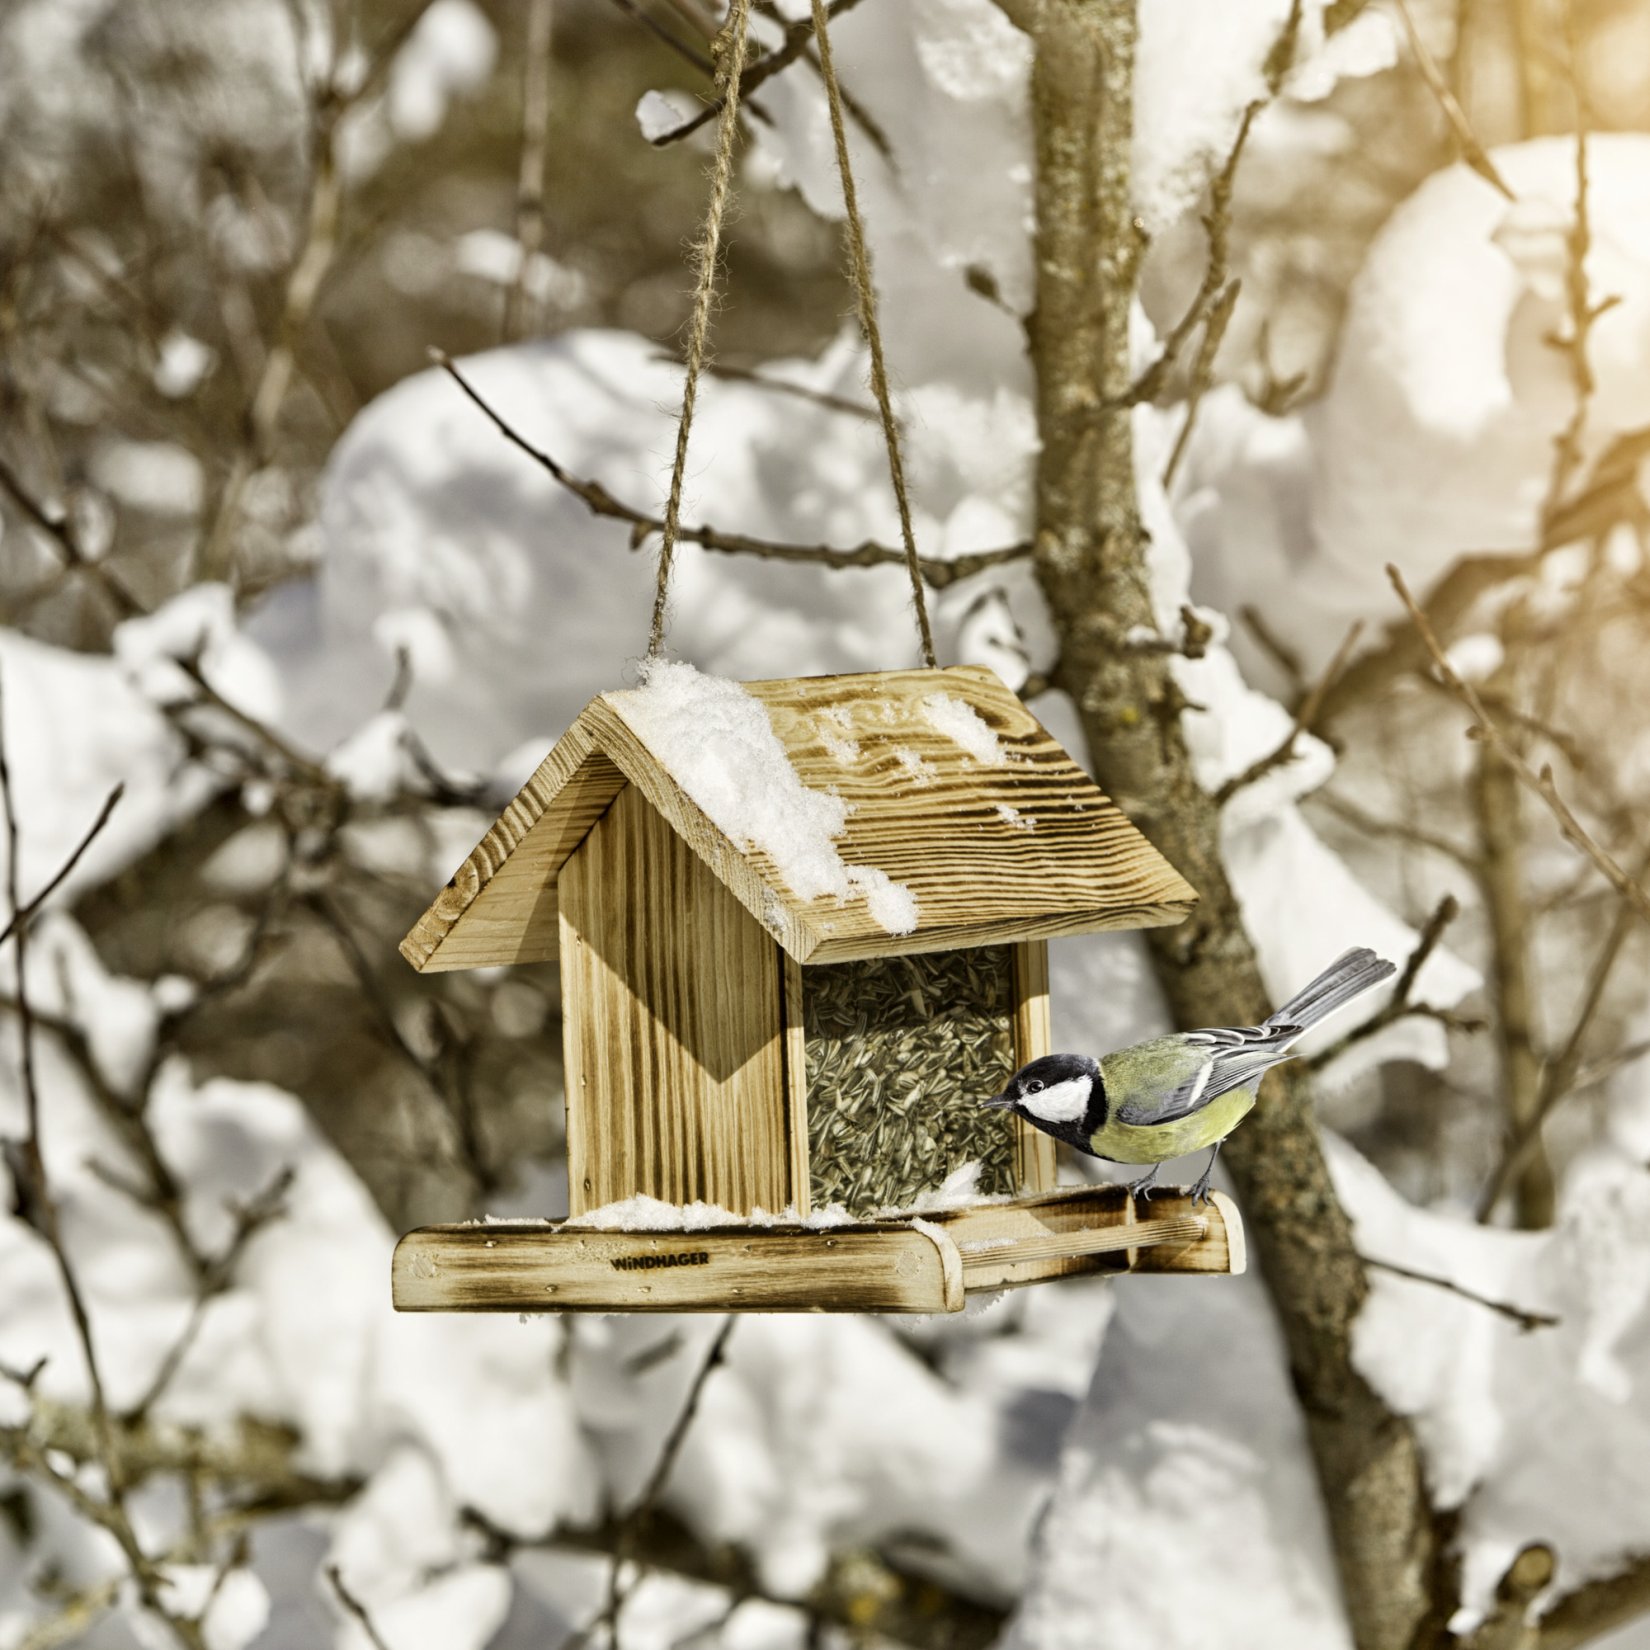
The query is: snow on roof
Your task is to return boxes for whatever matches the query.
[401,664,1197,971]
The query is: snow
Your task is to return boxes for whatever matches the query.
[0,630,208,905]
[1133,0,1396,235]
[920,690,1006,764]
[610,659,920,935]
[1003,1268,1351,1650]
[1335,1133,1650,1622]
[562,1195,855,1232]
[453,229,588,310]
[1184,134,1650,676]
[153,330,217,399]
[89,440,204,516]
[113,582,281,725]
[635,88,700,144]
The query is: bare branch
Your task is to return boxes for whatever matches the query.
[1387,564,1650,927]
[327,1566,396,1650]
[0,667,204,1650]
[127,1167,295,1421]
[648,0,869,148]
[605,1319,736,1650]
[1214,621,1361,806]
[1314,790,1481,872]
[1308,895,1485,1069]
[430,350,1030,590]
[0,784,123,953]
[1391,0,1515,200]
[1477,839,1650,1220]
[1161,276,1239,487]
[503,0,556,342]
[1360,1255,1558,1333]
[1538,1550,1650,1650]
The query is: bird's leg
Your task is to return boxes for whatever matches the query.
[1124,1163,1162,1199]
[1188,1141,1223,1207]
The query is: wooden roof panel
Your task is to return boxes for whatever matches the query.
[402,665,1196,971]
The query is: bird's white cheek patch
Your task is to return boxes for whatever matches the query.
[1022,1075,1091,1123]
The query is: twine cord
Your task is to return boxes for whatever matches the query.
[809,0,937,668]
[647,0,754,658]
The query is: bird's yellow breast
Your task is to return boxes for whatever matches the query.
[1086,1086,1257,1165]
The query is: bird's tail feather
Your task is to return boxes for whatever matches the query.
[1265,948,1396,1033]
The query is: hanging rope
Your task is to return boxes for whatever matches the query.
[809,0,937,668]
[647,0,754,659]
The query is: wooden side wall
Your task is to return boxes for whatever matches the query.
[559,784,795,1216]
[1012,939,1058,1193]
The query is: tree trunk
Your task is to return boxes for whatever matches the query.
[1004,2,1448,1642]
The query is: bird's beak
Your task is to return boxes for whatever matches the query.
[981,1093,1016,1110]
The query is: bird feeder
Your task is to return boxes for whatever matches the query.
[391,665,1244,1313]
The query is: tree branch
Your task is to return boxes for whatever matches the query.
[1387,564,1650,929]
[1213,620,1360,805]
[430,350,1030,590]
[1359,1255,1557,1333]
[1308,894,1485,1069]
[647,0,869,148]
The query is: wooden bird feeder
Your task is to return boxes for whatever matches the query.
[391,665,1244,1313]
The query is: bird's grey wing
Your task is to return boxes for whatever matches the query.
[1112,1026,1300,1126]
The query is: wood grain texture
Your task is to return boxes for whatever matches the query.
[389,1188,1240,1314]
[402,727,623,972]
[391,1220,966,1313]
[1011,939,1057,1192]
[401,665,1197,973]
[781,951,812,1216]
[560,784,793,1217]
[926,1183,1245,1291]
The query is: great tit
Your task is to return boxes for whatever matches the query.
[982,947,1396,1203]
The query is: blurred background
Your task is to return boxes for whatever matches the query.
[3,0,1650,1646]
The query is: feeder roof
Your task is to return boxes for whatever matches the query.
[400,665,1197,970]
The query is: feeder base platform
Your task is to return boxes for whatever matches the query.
[392,1184,1244,1314]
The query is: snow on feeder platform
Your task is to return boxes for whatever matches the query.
[392,664,1241,1313]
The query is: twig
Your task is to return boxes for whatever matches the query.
[1387,564,1650,926]
[653,354,877,422]
[1391,0,1515,199]
[327,1566,395,1650]
[429,351,1030,589]
[1161,277,1238,487]
[1214,621,1361,805]
[301,890,495,1199]
[1538,1549,1650,1650]
[1360,1254,1558,1332]
[648,0,868,148]
[1313,790,1480,871]
[1308,895,1482,1068]
[1477,840,1650,1220]
[0,668,203,1649]
[126,1167,295,1421]
[503,0,556,342]
[602,0,718,81]
[1239,602,1306,694]
[0,453,337,788]
[604,1319,735,1650]
[0,785,123,952]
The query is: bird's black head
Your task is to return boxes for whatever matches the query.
[982,1053,1106,1148]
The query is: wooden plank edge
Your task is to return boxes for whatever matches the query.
[921,1183,1244,1288]
[400,719,615,973]
[391,1221,967,1315]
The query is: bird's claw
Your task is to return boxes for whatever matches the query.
[1187,1177,1214,1207]
[1125,1167,1162,1200]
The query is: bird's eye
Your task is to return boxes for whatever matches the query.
[1025,1079,1044,1093]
